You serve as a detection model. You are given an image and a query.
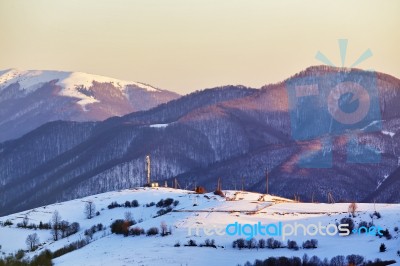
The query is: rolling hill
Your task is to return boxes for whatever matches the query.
[0,188,398,265]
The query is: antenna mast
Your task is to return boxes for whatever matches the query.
[327,192,335,204]
[174,178,181,189]
[146,155,151,185]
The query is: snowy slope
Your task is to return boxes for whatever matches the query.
[0,69,158,107]
[0,69,180,142]
[0,188,399,265]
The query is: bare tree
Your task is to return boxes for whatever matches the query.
[51,210,61,241]
[160,221,168,236]
[348,202,358,217]
[26,233,39,251]
[124,211,133,223]
[84,201,96,219]
[59,220,70,238]
[22,215,29,228]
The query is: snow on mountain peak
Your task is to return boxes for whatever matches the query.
[0,69,159,107]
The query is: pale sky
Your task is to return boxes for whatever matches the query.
[0,0,399,94]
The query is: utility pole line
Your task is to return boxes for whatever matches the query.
[265,168,269,195]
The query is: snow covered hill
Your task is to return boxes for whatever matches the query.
[0,188,399,265]
[0,69,179,142]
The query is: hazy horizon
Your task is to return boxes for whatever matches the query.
[1,0,399,94]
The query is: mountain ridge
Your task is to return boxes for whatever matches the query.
[0,68,180,142]
[1,66,399,215]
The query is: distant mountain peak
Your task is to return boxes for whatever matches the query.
[0,68,180,142]
[0,69,163,107]
[294,65,373,78]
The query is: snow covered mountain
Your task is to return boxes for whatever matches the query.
[1,66,400,216]
[0,69,179,142]
[0,188,398,265]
